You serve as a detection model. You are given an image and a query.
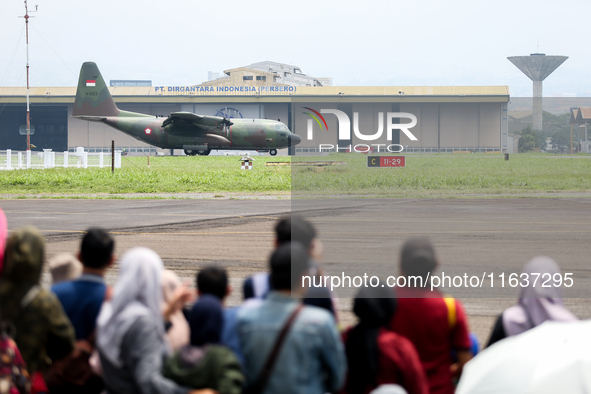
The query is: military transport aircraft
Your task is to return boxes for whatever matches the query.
[72,62,301,156]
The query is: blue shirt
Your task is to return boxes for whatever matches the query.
[221,307,244,365]
[237,292,346,394]
[52,273,107,340]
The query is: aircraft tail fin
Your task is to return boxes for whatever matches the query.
[72,62,120,117]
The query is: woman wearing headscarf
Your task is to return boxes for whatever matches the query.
[96,247,212,394]
[0,227,76,392]
[161,270,190,351]
[342,285,428,394]
[163,293,244,394]
[486,256,578,347]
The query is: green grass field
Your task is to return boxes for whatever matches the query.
[292,153,591,197]
[0,156,291,196]
[1,153,590,198]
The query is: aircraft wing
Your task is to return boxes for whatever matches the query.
[72,115,107,122]
[162,112,233,131]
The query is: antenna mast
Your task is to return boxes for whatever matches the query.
[21,1,37,151]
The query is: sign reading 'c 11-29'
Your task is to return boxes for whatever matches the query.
[367,156,406,167]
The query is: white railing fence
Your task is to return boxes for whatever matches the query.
[1,149,122,170]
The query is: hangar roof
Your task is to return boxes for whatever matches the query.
[0,85,510,105]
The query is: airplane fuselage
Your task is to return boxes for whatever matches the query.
[99,111,297,153]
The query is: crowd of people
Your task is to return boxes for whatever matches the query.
[0,207,580,394]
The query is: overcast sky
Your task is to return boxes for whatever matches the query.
[1,0,589,96]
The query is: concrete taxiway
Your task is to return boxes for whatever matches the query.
[3,197,590,343]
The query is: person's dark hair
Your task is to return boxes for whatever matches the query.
[347,285,398,394]
[274,217,291,245]
[80,228,114,269]
[304,287,335,316]
[353,285,397,326]
[188,295,223,346]
[400,237,437,284]
[270,242,309,291]
[275,215,317,251]
[196,266,228,300]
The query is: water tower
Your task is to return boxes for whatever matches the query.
[507,53,568,131]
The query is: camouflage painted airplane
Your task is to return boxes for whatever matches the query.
[73,62,301,156]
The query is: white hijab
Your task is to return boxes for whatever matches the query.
[97,247,166,367]
[502,256,577,337]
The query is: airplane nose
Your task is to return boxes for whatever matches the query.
[289,133,301,146]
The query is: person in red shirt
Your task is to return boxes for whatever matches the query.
[390,238,472,394]
[342,285,429,394]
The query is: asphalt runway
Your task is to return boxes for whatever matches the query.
[2,197,591,345]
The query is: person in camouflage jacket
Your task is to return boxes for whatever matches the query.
[0,227,75,375]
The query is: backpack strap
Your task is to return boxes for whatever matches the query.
[246,303,303,394]
[443,296,457,330]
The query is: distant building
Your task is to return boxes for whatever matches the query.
[110,80,151,87]
[207,71,221,81]
[316,77,332,87]
[201,61,331,88]
[508,110,533,133]
[570,107,591,152]
[245,61,330,86]
[507,134,521,153]
[198,67,280,89]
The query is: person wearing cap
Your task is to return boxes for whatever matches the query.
[389,238,472,394]
[49,253,84,285]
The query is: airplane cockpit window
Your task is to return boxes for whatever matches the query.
[275,123,289,131]
[274,123,290,131]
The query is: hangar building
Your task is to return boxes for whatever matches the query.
[0,63,509,154]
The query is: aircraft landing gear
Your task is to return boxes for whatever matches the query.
[197,149,211,156]
[269,149,277,156]
[184,149,198,156]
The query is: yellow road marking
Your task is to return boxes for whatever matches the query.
[36,229,591,236]
[5,211,282,222]
[39,230,274,236]
[313,218,591,226]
